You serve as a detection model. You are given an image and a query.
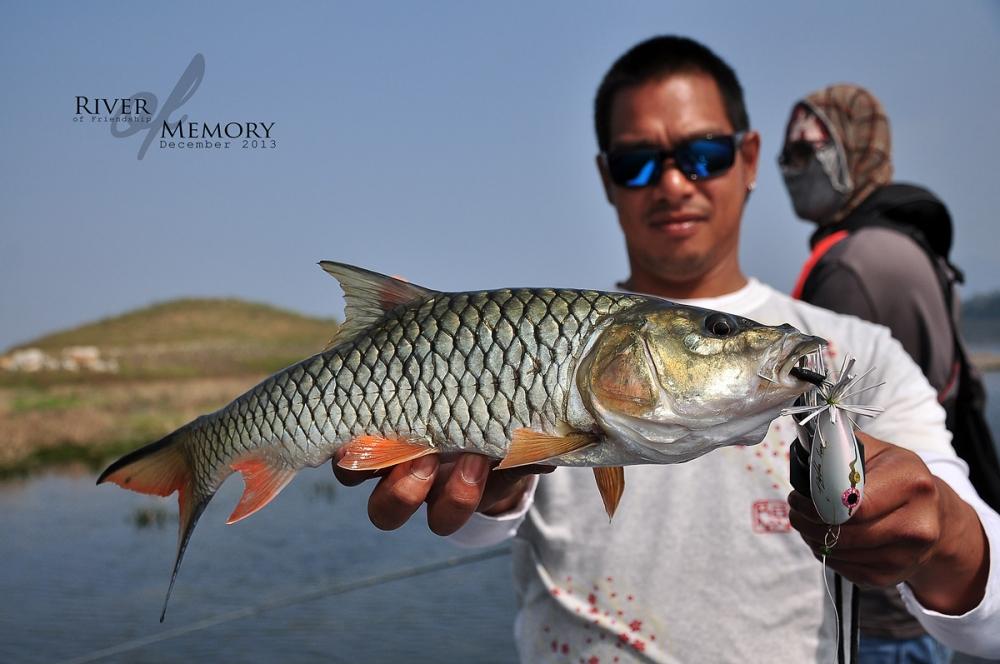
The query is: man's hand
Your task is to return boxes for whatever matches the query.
[332,450,552,536]
[788,432,989,615]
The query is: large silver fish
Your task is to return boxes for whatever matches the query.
[98,262,824,619]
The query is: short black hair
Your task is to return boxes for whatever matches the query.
[594,36,750,152]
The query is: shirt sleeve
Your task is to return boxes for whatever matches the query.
[448,474,539,548]
[861,327,955,457]
[897,451,1000,657]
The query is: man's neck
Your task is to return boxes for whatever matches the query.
[623,267,749,300]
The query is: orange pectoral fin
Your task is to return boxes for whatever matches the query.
[337,435,437,471]
[496,429,598,469]
[227,456,297,524]
[593,466,625,521]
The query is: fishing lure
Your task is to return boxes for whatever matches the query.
[785,355,884,664]
[784,356,883,525]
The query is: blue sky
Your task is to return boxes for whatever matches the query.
[2,1,998,351]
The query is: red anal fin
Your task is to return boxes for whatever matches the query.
[226,456,297,524]
[337,435,437,471]
[496,429,598,469]
[593,466,625,521]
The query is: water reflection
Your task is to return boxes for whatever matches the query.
[132,505,173,529]
[309,480,338,505]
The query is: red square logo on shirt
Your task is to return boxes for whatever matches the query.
[752,500,791,533]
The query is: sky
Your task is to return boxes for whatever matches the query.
[1,1,998,351]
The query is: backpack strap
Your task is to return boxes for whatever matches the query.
[792,230,849,300]
[796,204,1000,511]
[836,216,1000,512]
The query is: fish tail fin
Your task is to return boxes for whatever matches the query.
[97,427,191,497]
[97,426,213,622]
[162,482,208,622]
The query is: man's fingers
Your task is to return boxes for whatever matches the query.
[366,455,440,530]
[332,464,379,487]
[332,449,553,535]
[479,464,554,514]
[787,491,822,522]
[426,453,492,536]
[855,431,890,459]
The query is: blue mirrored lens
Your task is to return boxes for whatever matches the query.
[678,138,734,179]
[608,150,661,188]
[626,159,657,187]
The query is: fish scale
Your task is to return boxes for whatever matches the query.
[187,287,636,477]
[98,261,823,621]
[311,287,638,455]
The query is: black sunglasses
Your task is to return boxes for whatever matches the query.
[603,132,746,188]
[778,140,822,171]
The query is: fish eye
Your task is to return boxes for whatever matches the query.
[704,313,739,338]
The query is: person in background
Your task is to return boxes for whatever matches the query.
[334,38,1000,663]
[780,83,1000,663]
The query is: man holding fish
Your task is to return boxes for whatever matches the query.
[338,36,1000,661]
[97,33,999,663]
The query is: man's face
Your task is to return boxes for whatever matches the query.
[780,104,833,172]
[598,73,760,295]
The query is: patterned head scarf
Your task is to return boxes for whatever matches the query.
[800,84,893,221]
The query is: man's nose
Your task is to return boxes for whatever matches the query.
[656,160,696,197]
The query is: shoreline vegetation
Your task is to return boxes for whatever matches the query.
[0,298,335,478]
[972,352,1000,373]
[0,374,266,479]
[2,298,1000,478]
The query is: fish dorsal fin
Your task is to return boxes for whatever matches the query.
[319,261,436,348]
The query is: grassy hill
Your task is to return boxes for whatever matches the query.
[0,298,337,475]
[2,298,337,385]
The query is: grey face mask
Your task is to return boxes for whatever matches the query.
[781,145,853,223]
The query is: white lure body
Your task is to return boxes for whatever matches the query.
[810,406,865,525]
[782,355,883,526]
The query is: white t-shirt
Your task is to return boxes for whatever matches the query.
[453,278,1000,662]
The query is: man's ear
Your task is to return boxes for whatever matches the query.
[596,154,616,205]
[740,130,761,190]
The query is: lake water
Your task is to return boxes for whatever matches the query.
[0,467,520,663]
[3,373,1000,663]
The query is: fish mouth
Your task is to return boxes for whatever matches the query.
[779,337,827,386]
